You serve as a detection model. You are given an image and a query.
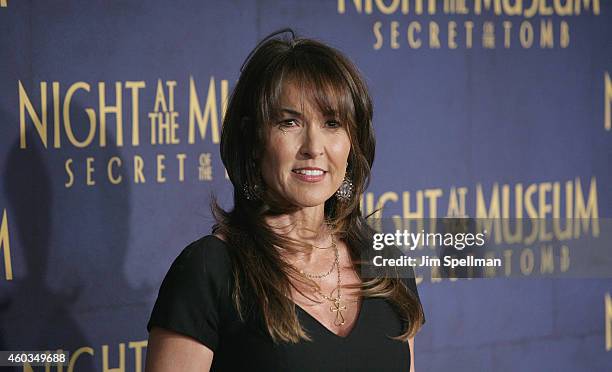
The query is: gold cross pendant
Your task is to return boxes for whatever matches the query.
[330,298,347,326]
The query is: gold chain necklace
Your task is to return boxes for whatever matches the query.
[296,234,347,326]
[313,251,346,326]
[298,235,337,279]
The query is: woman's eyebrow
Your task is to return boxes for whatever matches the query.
[280,107,339,118]
[280,108,303,117]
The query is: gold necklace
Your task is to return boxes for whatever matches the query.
[310,221,336,250]
[313,257,346,326]
[297,235,347,326]
[298,236,338,279]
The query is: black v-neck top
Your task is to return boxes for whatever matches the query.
[147,235,425,371]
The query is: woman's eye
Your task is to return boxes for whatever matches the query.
[326,120,341,128]
[279,119,298,127]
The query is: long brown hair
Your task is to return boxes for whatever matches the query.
[211,29,424,343]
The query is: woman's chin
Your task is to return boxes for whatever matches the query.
[290,194,334,208]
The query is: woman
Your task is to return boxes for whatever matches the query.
[145,29,425,372]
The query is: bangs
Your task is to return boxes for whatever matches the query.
[259,50,356,129]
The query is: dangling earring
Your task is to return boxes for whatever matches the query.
[243,160,264,201]
[242,181,262,201]
[335,175,354,202]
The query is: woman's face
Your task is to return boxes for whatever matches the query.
[260,81,352,208]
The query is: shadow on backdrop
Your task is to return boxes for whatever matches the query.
[1,103,151,371]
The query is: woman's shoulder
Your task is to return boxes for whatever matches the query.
[171,234,233,282]
[147,234,236,348]
[184,233,230,256]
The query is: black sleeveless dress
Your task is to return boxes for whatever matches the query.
[147,235,425,371]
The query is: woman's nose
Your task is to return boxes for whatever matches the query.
[299,124,324,158]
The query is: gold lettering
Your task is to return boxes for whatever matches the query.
[560,21,570,48]
[448,21,458,49]
[52,82,61,148]
[166,80,177,111]
[464,21,474,48]
[391,21,400,49]
[415,0,423,13]
[108,157,122,184]
[427,0,436,13]
[375,0,400,14]
[502,0,522,15]
[554,0,573,15]
[502,184,522,244]
[153,80,168,112]
[128,341,147,372]
[574,0,600,15]
[188,77,221,144]
[102,343,125,372]
[524,183,538,244]
[429,21,440,48]
[540,19,554,48]
[68,347,94,372]
[64,82,96,148]
[606,292,612,351]
[520,248,534,275]
[157,154,166,183]
[376,192,399,216]
[519,21,534,48]
[605,72,612,130]
[539,0,554,14]
[338,0,364,13]
[373,21,383,50]
[0,210,13,280]
[176,153,186,182]
[86,157,95,186]
[125,81,146,146]
[64,158,74,188]
[540,244,554,273]
[503,21,512,48]
[483,21,495,48]
[502,183,523,218]
[476,183,502,244]
[18,81,47,149]
[503,249,513,276]
[524,0,539,17]
[574,177,599,237]
[221,79,229,120]
[98,82,123,147]
[538,182,552,241]
[424,188,442,218]
[446,186,467,216]
[552,181,573,240]
[134,155,145,183]
[475,0,502,14]
[407,21,422,48]
[403,191,424,218]
[560,244,570,271]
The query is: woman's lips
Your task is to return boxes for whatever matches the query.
[291,169,327,183]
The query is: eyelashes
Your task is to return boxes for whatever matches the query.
[278,119,298,128]
[276,119,343,129]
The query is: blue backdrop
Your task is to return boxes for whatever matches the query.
[1,1,611,371]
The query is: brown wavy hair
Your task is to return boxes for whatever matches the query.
[211,29,424,343]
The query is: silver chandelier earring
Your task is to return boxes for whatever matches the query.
[335,175,354,202]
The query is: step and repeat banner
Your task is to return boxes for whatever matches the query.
[1,1,611,371]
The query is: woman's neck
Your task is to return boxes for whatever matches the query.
[264,205,335,265]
